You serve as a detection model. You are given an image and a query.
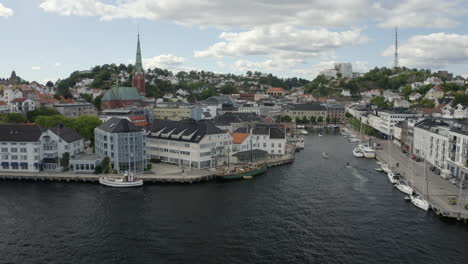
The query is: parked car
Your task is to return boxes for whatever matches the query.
[415,157,423,162]
[449,178,459,185]
[456,182,467,189]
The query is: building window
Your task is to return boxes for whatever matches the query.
[11,148,17,153]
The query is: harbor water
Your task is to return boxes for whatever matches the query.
[1,134,467,263]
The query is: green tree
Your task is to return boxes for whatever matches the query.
[93,95,103,110]
[301,116,308,124]
[295,117,301,123]
[418,98,435,108]
[100,157,112,174]
[310,116,316,123]
[325,116,331,123]
[0,113,28,123]
[61,152,70,168]
[317,116,323,123]
[400,85,412,99]
[219,83,237,94]
[370,96,390,108]
[452,94,468,105]
[80,93,93,103]
[26,107,60,122]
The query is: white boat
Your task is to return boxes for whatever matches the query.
[349,138,359,143]
[395,180,413,195]
[411,194,430,211]
[99,171,143,187]
[387,172,401,184]
[353,147,364,158]
[381,164,391,174]
[318,133,323,137]
[322,152,329,158]
[362,147,376,159]
[375,166,384,172]
[299,129,309,135]
[296,137,305,149]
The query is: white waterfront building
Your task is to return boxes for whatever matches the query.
[147,119,231,168]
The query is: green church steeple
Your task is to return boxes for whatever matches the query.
[134,34,143,74]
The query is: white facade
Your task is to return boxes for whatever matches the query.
[0,141,41,172]
[334,63,353,78]
[413,122,449,169]
[147,132,231,168]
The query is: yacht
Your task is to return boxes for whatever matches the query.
[99,171,143,187]
[411,194,430,211]
[296,137,305,149]
[395,180,413,195]
[362,146,376,159]
[299,129,309,135]
[387,172,401,184]
[352,147,364,158]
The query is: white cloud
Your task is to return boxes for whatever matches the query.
[39,0,467,29]
[375,0,468,28]
[234,58,306,73]
[382,33,468,68]
[31,66,41,70]
[142,54,191,72]
[54,62,61,67]
[0,2,13,17]
[195,25,366,60]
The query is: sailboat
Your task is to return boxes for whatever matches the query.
[395,179,413,195]
[352,119,365,158]
[411,155,430,211]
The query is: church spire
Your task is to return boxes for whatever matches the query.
[135,33,143,74]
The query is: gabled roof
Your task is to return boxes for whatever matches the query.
[97,117,141,133]
[213,113,265,126]
[267,87,286,92]
[49,126,83,143]
[102,86,145,101]
[0,124,45,142]
[0,101,7,105]
[12,97,27,103]
[150,119,226,143]
[232,132,249,144]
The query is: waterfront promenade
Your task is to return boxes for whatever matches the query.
[377,140,468,221]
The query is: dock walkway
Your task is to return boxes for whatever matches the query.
[376,140,468,221]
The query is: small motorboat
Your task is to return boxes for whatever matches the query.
[375,166,384,172]
[322,152,329,158]
[404,195,411,201]
[353,147,364,158]
[243,175,253,180]
[387,172,401,184]
[318,133,323,137]
[99,171,143,187]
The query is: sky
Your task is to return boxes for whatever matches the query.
[0,0,467,84]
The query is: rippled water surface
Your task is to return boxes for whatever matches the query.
[1,134,467,264]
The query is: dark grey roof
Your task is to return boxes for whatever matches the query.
[213,113,265,126]
[205,96,236,106]
[234,124,285,139]
[290,103,326,111]
[150,119,226,143]
[49,126,83,143]
[0,124,44,142]
[202,112,212,118]
[97,117,141,133]
[415,119,450,130]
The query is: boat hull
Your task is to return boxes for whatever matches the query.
[221,166,267,180]
[411,196,430,211]
[395,183,413,195]
[364,152,376,159]
[353,148,364,158]
[99,177,143,187]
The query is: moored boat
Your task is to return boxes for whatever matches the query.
[322,152,329,158]
[411,194,430,211]
[353,147,364,158]
[387,172,401,184]
[375,166,384,172]
[362,147,376,159]
[395,180,413,195]
[99,171,143,187]
[217,165,267,180]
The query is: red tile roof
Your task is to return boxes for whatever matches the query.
[12,98,27,103]
[232,132,249,144]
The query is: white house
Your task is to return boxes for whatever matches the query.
[413,119,450,170]
[394,99,411,108]
[147,119,231,168]
[424,77,442,85]
[453,104,468,119]
[41,126,85,171]
[425,86,444,100]
[341,89,351,97]
[10,98,35,113]
[409,93,422,101]
[411,82,424,90]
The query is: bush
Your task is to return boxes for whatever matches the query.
[150,158,161,163]
[144,163,153,171]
